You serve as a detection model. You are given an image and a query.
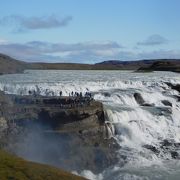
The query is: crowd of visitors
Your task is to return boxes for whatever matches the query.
[25,89,93,108]
[28,89,92,99]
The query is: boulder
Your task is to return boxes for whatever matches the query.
[161,100,172,107]
[134,93,145,105]
[166,82,180,93]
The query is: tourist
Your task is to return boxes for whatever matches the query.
[59,91,62,96]
[71,91,74,96]
[28,90,32,95]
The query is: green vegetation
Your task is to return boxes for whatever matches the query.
[0,149,85,180]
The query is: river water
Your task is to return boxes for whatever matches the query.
[0,70,180,180]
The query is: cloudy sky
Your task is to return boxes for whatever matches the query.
[0,0,180,63]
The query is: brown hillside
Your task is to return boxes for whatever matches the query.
[0,54,28,74]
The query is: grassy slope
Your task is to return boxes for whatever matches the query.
[0,149,85,180]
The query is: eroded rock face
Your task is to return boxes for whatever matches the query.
[0,92,104,132]
[0,91,119,173]
[0,117,7,133]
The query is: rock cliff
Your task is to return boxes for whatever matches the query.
[0,91,118,173]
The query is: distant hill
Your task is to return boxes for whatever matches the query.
[137,60,180,72]
[95,60,155,70]
[0,149,84,180]
[0,53,180,74]
[0,53,28,74]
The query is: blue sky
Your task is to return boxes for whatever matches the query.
[0,0,180,63]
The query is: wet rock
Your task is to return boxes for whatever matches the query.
[142,103,154,107]
[134,93,145,105]
[134,93,154,107]
[166,82,180,94]
[161,140,180,148]
[161,139,172,147]
[143,144,160,155]
[171,151,179,159]
[161,100,172,107]
[144,140,180,160]
[173,95,180,102]
[174,142,180,148]
[102,92,111,97]
[157,107,172,115]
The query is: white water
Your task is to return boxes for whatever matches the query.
[1,70,180,180]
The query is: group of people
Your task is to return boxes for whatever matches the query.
[28,89,92,99]
[65,91,92,98]
[18,88,94,109]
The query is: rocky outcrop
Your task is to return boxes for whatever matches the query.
[166,82,180,94]
[134,92,153,106]
[0,91,119,173]
[1,95,104,132]
[134,93,145,105]
[161,100,172,107]
[137,60,180,73]
[144,139,180,159]
[0,91,107,139]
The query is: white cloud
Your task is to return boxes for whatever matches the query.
[0,15,72,32]
[0,40,179,63]
[137,34,168,46]
[0,38,8,45]
[0,41,123,62]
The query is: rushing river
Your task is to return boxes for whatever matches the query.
[0,70,180,180]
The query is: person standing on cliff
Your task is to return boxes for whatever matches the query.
[59,91,62,97]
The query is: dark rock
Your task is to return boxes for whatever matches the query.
[166,82,180,94]
[143,144,160,154]
[161,100,172,107]
[134,93,145,105]
[138,60,180,73]
[0,91,119,173]
[161,139,172,147]
[173,95,180,102]
[174,142,180,148]
[142,103,154,107]
[103,92,111,97]
[171,151,179,159]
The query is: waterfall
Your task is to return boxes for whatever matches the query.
[1,70,180,179]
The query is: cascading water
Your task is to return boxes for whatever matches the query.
[1,70,180,180]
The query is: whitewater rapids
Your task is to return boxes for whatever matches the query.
[0,70,180,180]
